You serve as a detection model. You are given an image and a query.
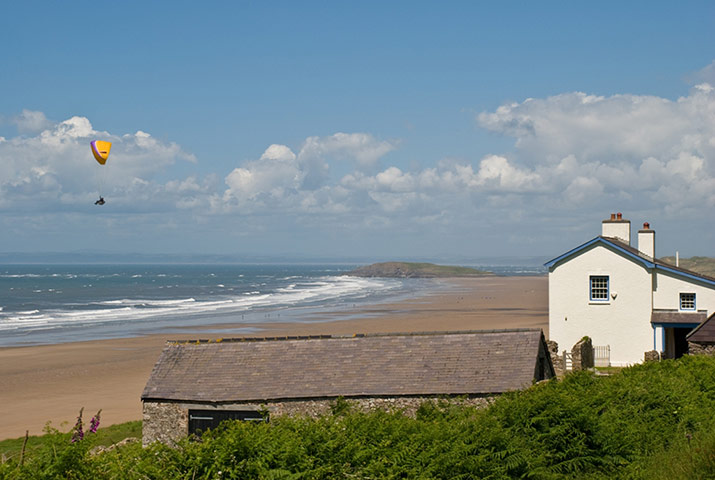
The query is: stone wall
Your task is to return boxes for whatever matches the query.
[546,340,564,377]
[571,337,594,371]
[688,342,715,356]
[143,402,188,447]
[643,350,661,362]
[143,395,493,446]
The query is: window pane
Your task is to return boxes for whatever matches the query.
[680,293,695,310]
[590,276,609,300]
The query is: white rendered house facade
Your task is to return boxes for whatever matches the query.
[545,214,715,366]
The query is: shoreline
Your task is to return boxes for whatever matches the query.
[0,276,547,440]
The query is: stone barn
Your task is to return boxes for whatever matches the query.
[142,329,554,446]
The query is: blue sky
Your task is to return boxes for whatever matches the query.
[1,2,714,261]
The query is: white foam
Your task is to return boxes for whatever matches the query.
[0,275,401,334]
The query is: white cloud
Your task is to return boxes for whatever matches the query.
[0,115,200,210]
[298,132,398,169]
[5,73,715,257]
[687,60,715,86]
[13,110,52,133]
[218,81,715,232]
[476,84,715,213]
[475,155,541,191]
[223,144,302,206]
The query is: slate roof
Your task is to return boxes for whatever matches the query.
[651,310,707,325]
[687,313,715,344]
[544,236,715,287]
[142,329,552,403]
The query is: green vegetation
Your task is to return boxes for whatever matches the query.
[348,261,492,278]
[0,421,141,465]
[2,356,714,479]
[659,255,715,278]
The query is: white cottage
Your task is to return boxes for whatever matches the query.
[545,213,715,366]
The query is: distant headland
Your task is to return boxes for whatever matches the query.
[346,262,493,278]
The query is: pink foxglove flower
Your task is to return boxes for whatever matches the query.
[89,410,102,434]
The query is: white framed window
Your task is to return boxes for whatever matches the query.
[590,275,609,301]
[680,293,696,311]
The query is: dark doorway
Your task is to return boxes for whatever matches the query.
[664,327,692,359]
[188,409,267,436]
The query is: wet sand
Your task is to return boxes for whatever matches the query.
[0,276,547,440]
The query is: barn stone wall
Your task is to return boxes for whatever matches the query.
[143,395,493,446]
[688,342,715,356]
[143,402,188,447]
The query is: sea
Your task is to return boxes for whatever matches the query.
[0,263,545,347]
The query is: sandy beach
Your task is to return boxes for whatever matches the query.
[0,276,547,440]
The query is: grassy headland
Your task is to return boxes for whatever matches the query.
[347,261,493,278]
[659,255,715,278]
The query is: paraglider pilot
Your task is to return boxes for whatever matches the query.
[95,197,105,205]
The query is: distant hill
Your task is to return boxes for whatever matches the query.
[658,256,715,278]
[346,262,493,278]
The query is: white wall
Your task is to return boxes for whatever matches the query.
[549,244,653,366]
[653,271,715,315]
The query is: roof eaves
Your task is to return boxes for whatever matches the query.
[544,236,655,270]
[653,263,715,287]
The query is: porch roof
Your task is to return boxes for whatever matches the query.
[651,310,706,325]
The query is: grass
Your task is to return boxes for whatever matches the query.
[0,421,141,462]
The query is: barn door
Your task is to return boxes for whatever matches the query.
[188,409,267,436]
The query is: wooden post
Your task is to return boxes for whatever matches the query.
[19,430,28,467]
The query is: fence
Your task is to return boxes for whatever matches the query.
[593,345,611,367]
[563,345,610,371]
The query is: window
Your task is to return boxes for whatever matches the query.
[590,275,609,301]
[188,409,268,436]
[680,293,696,311]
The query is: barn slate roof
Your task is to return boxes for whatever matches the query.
[142,329,552,403]
[687,313,715,344]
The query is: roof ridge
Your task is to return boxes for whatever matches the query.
[166,328,543,345]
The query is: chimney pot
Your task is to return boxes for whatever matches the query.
[602,213,631,244]
[643,222,650,229]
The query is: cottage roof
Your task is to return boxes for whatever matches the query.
[142,329,552,403]
[687,313,715,344]
[544,236,715,287]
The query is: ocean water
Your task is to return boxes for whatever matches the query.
[0,263,545,347]
[0,264,444,347]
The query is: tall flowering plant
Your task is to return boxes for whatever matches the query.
[70,408,84,443]
[89,409,101,434]
[70,407,102,443]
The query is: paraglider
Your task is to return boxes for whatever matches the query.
[90,140,111,205]
[90,140,112,165]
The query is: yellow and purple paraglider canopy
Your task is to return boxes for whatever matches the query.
[90,140,112,165]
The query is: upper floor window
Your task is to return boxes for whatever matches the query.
[590,275,609,301]
[680,293,696,311]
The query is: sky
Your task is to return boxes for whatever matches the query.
[1,1,714,262]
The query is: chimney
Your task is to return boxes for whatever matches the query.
[602,212,631,245]
[638,222,655,259]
